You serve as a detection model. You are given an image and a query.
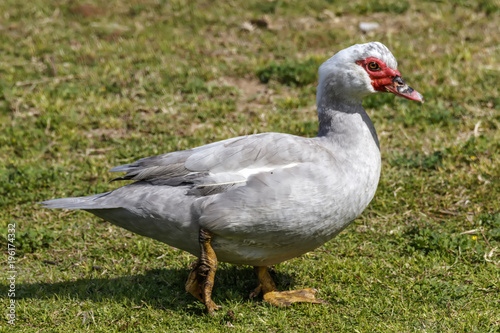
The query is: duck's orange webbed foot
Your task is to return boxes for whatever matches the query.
[250,266,328,307]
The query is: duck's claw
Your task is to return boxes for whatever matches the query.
[206,300,222,315]
[249,284,262,299]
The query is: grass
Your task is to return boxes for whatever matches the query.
[1,0,499,331]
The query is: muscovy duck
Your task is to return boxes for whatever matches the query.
[42,42,423,314]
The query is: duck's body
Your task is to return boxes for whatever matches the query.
[63,123,380,266]
[42,42,422,313]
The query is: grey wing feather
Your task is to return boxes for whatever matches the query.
[108,133,331,196]
[108,137,242,182]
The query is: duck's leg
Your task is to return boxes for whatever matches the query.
[185,228,221,314]
[250,266,328,307]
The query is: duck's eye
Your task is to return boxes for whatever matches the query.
[368,62,381,71]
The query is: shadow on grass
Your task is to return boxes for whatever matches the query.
[7,266,296,314]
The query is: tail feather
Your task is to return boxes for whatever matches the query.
[40,192,118,210]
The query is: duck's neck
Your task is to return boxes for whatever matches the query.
[316,99,380,150]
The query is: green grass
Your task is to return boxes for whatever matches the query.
[1,0,500,331]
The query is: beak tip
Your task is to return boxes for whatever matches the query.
[415,91,424,103]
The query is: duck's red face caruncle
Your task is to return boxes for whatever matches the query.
[356,57,423,102]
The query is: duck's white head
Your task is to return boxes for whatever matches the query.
[317,42,423,106]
